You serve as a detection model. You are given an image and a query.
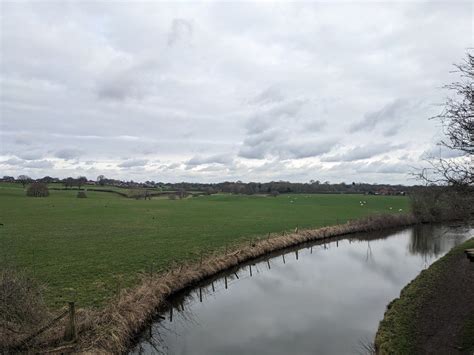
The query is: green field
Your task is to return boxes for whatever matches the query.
[0,183,409,308]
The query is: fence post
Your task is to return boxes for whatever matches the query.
[63,302,77,342]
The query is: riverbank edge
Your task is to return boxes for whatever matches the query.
[79,213,420,353]
[374,236,474,354]
[12,213,418,353]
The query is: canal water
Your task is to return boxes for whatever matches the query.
[131,224,472,355]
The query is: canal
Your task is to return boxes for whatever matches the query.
[131,223,472,355]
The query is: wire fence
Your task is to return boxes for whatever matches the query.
[13,302,76,351]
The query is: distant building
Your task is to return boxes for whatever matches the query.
[374,187,406,196]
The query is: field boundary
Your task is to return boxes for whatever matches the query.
[64,213,417,353]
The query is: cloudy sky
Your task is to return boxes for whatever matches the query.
[1,1,472,184]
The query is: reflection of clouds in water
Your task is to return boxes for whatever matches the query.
[131,225,472,355]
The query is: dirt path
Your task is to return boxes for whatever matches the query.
[415,249,474,354]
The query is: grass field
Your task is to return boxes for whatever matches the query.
[0,183,409,308]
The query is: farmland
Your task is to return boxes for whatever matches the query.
[0,183,409,308]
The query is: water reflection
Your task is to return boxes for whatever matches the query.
[409,224,470,258]
[131,224,472,355]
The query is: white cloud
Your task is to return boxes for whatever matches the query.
[0,1,471,183]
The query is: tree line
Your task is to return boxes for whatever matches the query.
[2,174,413,195]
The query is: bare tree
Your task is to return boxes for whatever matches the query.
[76,176,88,190]
[64,177,75,189]
[96,175,106,186]
[420,52,473,186]
[17,175,31,189]
[26,182,49,197]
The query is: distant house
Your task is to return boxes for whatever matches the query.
[374,187,406,196]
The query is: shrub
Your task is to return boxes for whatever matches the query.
[26,182,49,197]
[0,267,49,349]
[168,193,177,200]
[410,186,473,222]
[77,191,87,198]
[128,189,151,200]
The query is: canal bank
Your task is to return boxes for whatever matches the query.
[375,237,474,354]
[78,213,419,353]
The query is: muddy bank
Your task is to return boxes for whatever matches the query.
[375,237,474,354]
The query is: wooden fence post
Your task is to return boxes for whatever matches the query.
[63,302,77,342]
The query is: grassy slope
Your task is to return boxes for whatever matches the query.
[0,183,408,308]
[375,237,474,354]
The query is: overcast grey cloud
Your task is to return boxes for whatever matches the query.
[0,1,471,183]
[321,143,406,162]
[118,159,149,168]
[349,99,422,133]
[186,154,232,167]
[55,148,83,160]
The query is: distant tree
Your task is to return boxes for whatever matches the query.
[96,175,106,186]
[2,176,15,182]
[178,188,187,199]
[17,175,31,188]
[39,176,55,184]
[26,182,49,197]
[76,176,87,190]
[205,187,216,195]
[64,177,75,189]
[270,190,280,197]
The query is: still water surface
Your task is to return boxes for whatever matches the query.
[131,224,472,355]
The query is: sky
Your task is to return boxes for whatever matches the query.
[0,1,472,184]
